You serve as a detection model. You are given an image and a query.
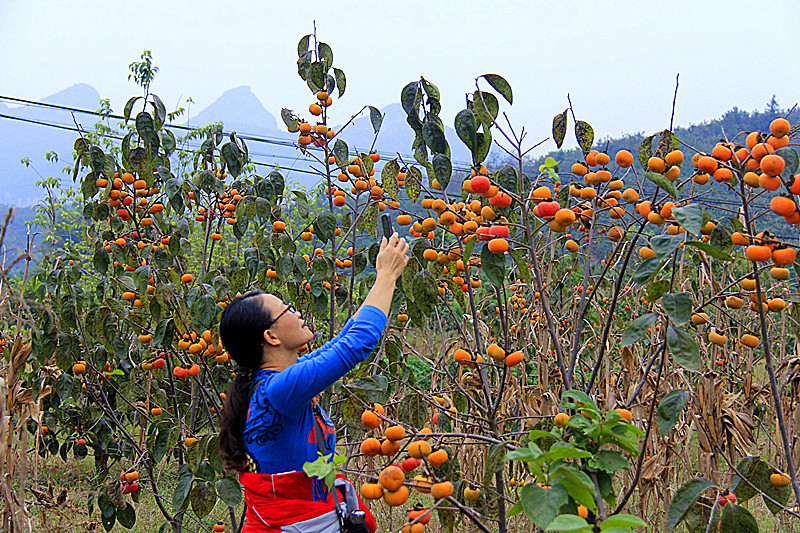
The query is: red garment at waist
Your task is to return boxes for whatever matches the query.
[239,471,376,533]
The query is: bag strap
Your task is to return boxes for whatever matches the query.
[312,401,346,532]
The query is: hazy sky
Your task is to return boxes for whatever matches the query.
[1,1,798,156]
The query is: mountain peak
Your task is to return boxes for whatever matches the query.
[42,83,101,110]
[190,86,277,133]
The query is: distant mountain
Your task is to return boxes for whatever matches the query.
[0,84,102,207]
[42,83,101,109]
[190,86,278,132]
[0,83,482,208]
[2,82,790,229]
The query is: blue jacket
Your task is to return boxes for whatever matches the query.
[243,305,387,474]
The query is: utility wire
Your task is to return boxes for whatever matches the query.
[0,112,322,178]
[0,94,476,171]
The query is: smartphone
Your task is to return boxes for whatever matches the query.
[381,214,393,239]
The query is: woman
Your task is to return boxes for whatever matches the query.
[218,232,409,533]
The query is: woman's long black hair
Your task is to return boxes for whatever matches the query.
[218,290,272,472]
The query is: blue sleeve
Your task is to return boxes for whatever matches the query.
[295,317,356,364]
[264,305,387,415]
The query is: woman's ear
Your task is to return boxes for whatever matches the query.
[263,328,281,347]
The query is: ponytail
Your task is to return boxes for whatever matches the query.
[217,290,272,472]
[219,369,255,472]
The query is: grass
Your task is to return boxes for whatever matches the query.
[24,454,235,533]
[19,442,800,532]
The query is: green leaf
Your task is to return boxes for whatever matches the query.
[600,514,647,529]
[667,326,700,371]
[574,121,594,155]
[657,389,690,436]
[776,147,799,180]
[333,67,346,97]
[663,292,693,326]
[644,171,678,199]
[472,90,499,126]
[508,248,531,285]
[303,453,336,489]
[317,42,333,71]
[189,480,217,518]
[543,443,592,462]
[730,456,791,514]
[314,210,337,243]
[82,171,98,198]
[503,443,542,463]
[102,512,115,532]
[562,389,598,410]
[589,449,631,474]
[93,246,110,274]
[117,503,136,529]
[381,159,400,202]
[709,223,734,254]
[481,74,513,104]
[638,135,655,170]
[345,374,390,404]
[406,166,422,203]
[401,81,420,115]
[123,96,142,123]
[357,202,379,239]
[455,109,477,152]
[398,392,427,429]
[645,280,670,303]
[172,464,194,512]
[507,500,524,517]
[306,61,326,92]
[422,116,448,155]
[220,142,243,178]
[291,191,309,219]
[412,270,439,315]
[150,94,166,130]
[552,109,568,149]
[281,108,299,131]
[719,503,758,533]
[621,313,658,347]
[730,456,758,501]
[684,241,735,262]
[519,483,567,528]
[651,234,684,260]
[368,106,383,134]
[481,243,506,286]
[333,138,348,168]
[473,130,492,165]
[191,294,218,331]
[666,477,716,531]
[550,465,597,511]
[544,514,591,532]
[135,111,160,150]
[431,153,452,189]
[297,34,310,56]
[215,475,243,507]
[632,257,662,285]
[672,203,703,235]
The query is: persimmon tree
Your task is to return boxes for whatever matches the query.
[12,29,800,533]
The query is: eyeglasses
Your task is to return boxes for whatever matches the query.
[265,304,296,329]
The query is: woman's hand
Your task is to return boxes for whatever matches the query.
[375,232,410,281]
[361,232,409,317]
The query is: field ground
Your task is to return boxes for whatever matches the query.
[15,451,799,533]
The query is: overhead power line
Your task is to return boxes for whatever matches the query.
[0,94,476,171]
[0,112,326,178]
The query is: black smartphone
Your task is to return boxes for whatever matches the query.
[381,214,393,239]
